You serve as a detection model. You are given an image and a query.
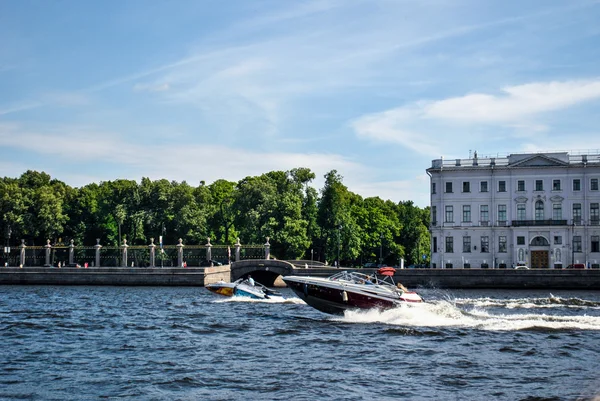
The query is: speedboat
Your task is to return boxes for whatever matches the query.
[283,267,423,314]
[206,278,284,300]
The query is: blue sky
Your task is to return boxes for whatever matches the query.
[1,0,600,207]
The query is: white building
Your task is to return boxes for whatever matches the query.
[427,151,600,269]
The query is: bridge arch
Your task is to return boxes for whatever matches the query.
[231,259,294,286]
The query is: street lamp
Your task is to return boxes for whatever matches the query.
[379,233,383,266]
[337,225,342,268]
[311,248,313,268]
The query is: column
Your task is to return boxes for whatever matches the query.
[69,239,75,265]
[94,238,102,267]
[235,237,241,262]
[149,238,156,268]
[205,238,212,264]
[45,239,52,266]
[122,239,128,267]
[19,239,26,267]
[264,237,270,260]
[177,238,184,267]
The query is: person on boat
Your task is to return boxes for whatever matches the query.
[248,275,255,286]
[396,282,408,292]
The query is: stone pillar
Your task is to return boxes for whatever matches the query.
[122,239,128,267]
[45,239,52,266]
[149,238,156,268]
[235,238,241,262]
[205,238,212,263]
[69,239,75,265]
[19,239,26,267]
[177,238,184,267]
[94,238,102,267]
[265,237,270,260]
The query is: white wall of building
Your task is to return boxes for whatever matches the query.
[427,152,600,268]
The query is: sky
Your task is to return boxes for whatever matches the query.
[1,0,600,207]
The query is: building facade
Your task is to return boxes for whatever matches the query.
[427,152,600,269]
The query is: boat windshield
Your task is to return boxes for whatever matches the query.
[328,270,395,287]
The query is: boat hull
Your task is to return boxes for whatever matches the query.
[284,277,403,315]
[206,280,283,300]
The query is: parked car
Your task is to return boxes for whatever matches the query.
[514,265,530,270]
[566,263,586,269]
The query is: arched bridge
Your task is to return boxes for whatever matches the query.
[230,259,295,286]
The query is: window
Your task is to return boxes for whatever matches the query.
[445,237,454,253]
[592,236,600,253]
[433,237,437,253]
[499,236,507,253]
[553,179,561,191]
[498,180,506,192]
[517,236,525,245]
[573,203,582,224]
[432,206,437,225]
[432,183,436,194]
[463,236,471,253]
[480,205,489,224]
[535,200,544,220]
[463,181,470,193]
[480,181,488,192]
[481,236,489,253]
[535,180,543,191]
[592,178,599,191]
[591,203,599,225]
[553,203,562,220]
[463,205,471,222]
[517,180,525,191]
[573,236,582,252]
[554,236,562,245]
[573,179,581,191]
[445,182,453,193]
[517,203,526,220]
[498,204,507,222]
[445,205,454,223]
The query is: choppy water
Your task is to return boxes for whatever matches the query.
[1,285,600,401]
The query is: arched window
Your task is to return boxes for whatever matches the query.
[535,200,544,220]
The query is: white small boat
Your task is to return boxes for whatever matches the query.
[206,277,284,300]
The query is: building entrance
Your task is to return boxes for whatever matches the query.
[531,250,549,269]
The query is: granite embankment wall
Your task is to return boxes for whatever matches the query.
[0,265,231,286]
[1,265,600,289]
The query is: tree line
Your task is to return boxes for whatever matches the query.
[0,168,430,266]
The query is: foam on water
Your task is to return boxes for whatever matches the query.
[211,295,306,305]
[334,296,600,331]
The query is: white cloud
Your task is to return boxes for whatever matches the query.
[352,78,600,154]
[425,79,600,123]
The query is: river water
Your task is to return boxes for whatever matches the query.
[1,285,600,401]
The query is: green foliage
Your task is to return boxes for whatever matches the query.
[0,169,430,264]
